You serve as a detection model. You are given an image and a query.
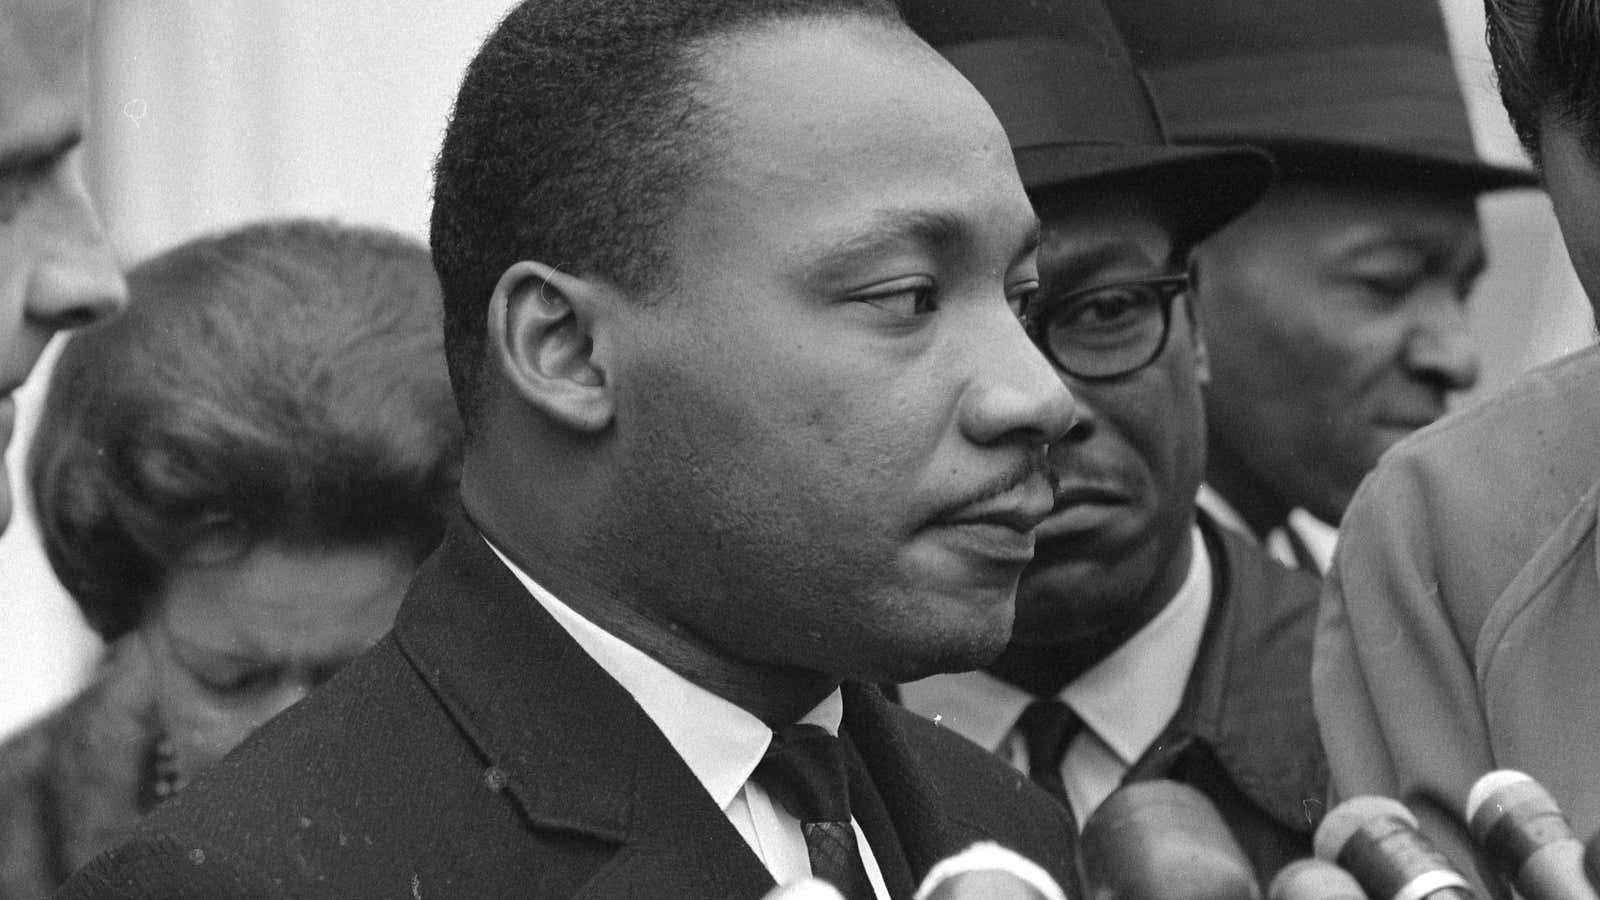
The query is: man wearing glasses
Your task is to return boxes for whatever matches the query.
[898,0,1325,889]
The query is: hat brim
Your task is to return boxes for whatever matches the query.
[1238,139,1539,193]
[1015,142,1277,247]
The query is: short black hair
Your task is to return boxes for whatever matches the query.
[429,0,902,429]
[1485,0,1600,162]
[31,220,462,641]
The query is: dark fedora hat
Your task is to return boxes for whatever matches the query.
[1105,0,1538,191]
[901,0,1276,247]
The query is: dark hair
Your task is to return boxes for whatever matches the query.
[30,219,463,642]
[429,0,902,427]
[1485,0,1600,161]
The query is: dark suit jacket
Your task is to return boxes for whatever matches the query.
[59,513,1077,898]
[1125,514,1327,886]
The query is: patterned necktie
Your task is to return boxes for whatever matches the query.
[1014,699,1084,807]
[753,723,875,900]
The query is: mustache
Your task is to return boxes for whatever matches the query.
[965,448,1054,506]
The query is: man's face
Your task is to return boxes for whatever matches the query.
[1194,178,1483,524]
[603,19,1075,683]
[1013,186,1206,647]
[1538,115,1600,315]
[0,0,127,529]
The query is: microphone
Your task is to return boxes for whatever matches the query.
[1314,795,1476,899]
[912,842,1067,900]
[1466,770,1599,900]
[1077,780,1261,900]
[760,879,846,900]
[1267,859,1365,900]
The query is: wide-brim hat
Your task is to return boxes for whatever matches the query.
[1105,0,1538,192]
[903,0,1277,247]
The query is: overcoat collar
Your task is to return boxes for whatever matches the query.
[1132,514,1328,833]
[391,511,963,897]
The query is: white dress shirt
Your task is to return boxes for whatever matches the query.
[485,540,889,898]
[1195,484,1336,573]
[899,525,1212,823]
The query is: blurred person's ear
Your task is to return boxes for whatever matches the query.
[488,261,616,433]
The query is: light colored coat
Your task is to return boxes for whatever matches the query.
[1314,343,1600,898]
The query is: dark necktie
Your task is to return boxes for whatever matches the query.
[1014,699,1084,807]
[753,723,875,900]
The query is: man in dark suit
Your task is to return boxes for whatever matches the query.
[60,1,1079,897]
[897,0,1326,888]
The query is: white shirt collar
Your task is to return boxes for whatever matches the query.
[901,524,1212,768]
[483,539,843,810]
[1061,524,1211,765]
[1195,483,1251,538]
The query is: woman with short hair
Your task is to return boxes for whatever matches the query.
[0,219,462,896]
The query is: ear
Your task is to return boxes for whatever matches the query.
[1190,303,1211,386]
[486,260,617,433]
[1182,255,1211,386]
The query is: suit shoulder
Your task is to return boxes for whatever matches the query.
[58,831,286,899]
[886,703,1069,833]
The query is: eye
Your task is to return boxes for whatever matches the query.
[852,280,937,319]
[193,661,281,699]
[1053,284,1154,330]
[1356,275,1418,299]
[1008,281,1039,320]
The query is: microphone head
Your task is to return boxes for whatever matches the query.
[912,842,1066,900]
[1466,770,1538,824]
[1313,795,1418,862]
[1464,769,1572,849]
[1079,780,1260,900]
[1267,859,1365,900]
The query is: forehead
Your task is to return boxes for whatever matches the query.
[1035,185,1181,278]
[0,0,88,151]
[1249,178,1483,252]
[676,17,1031,254]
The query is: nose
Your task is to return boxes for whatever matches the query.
[959,305,1077,446]
[25,174,127,336]
[1404,286,1480,392]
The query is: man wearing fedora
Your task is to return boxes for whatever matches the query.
[1108,0,1537,572]
[896,0,1326,888]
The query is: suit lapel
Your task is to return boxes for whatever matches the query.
[841,683,966,888]
[392,512,776,898]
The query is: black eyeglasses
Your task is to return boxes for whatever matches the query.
[1021,273,1191,381]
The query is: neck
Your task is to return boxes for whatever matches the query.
[991,526,1198,697]
[464,477,841,729]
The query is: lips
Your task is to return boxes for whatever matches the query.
[1032,479,1134,542]
[930,475,1056,534]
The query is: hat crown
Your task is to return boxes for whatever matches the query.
[901,0,1166,154]
[1102,0,1525,187]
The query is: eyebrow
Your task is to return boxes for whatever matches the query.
[1333,226,1487,278]
[0,129,82,176]
[804,208,1039,272]
[1042,239,1178,292]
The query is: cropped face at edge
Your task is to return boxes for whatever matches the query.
[603,19,1076,683]
[1538,115,1600,314]
[0,0,127,530]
